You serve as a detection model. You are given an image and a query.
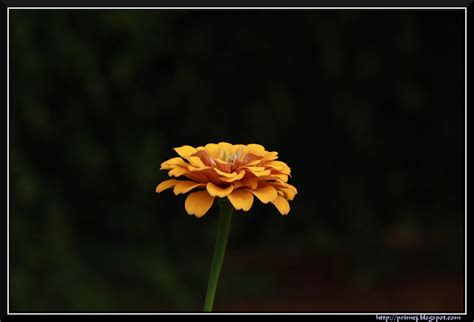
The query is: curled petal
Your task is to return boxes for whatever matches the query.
[266,181,297,197]
[246,167,272,177]
[168,167,189,177]
[214,168,240,178]
[218,170,246,182]
[260,151,279,162]
[264,160,291,175]
[246,177,261,189]
[185,191,215,217]
[245,143,266,156]
[227,190,254,211]
[174,145,197,158]
[156,179,180,193]
[242,153,262,165]
[185,156,207,169]
[184,169,222,186]
[272,173,289,182]
[173,181,205,195]
[257,176,286,184]
[272,195,290,215]
[251,186,278,204]
[160,157,188,170]
[247,166,265,171]
[213,159,232,173]
[278,187,297,200]
[285,183,298,194]
[206,182,234,197]
[194,149,215,166]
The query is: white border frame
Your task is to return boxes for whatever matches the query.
[6,6,468,316]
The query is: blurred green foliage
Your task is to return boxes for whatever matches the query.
[10,10,464,311]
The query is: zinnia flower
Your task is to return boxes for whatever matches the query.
[156,142,297,217]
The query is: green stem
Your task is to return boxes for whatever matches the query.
[203,199,233,312]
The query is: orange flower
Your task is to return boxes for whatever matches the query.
[156,143,297,217]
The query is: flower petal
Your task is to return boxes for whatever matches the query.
[242,153,262,165]
[194,149,215,166]
[260,151,279,162]
[245,143,266,156]
[206,182,234,197]
[227,190,254,211]
[272,173,289,182]
[272,195,290,215]
[204,143,220,158]
[212,159,232,173]
[156,179,180,193]
[173,181,205,195]
[277,185,297,200]
[246,167,272,177]
[264,160,291,174]
[185,191,215,217]
[266,182,298,200]
[168,167,189,177]
[216,169,246,182]
[185,156,207,169]
[160,157,189,170]
[214,168,239,178]
[220,173,245,183]
[285,183,298,194]
[251,186,278,204]
[174,145,197,158]
[239,176,259,190]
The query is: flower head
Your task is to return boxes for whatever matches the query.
[156,142,297,217]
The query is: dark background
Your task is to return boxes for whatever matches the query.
[9,9,465,312]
